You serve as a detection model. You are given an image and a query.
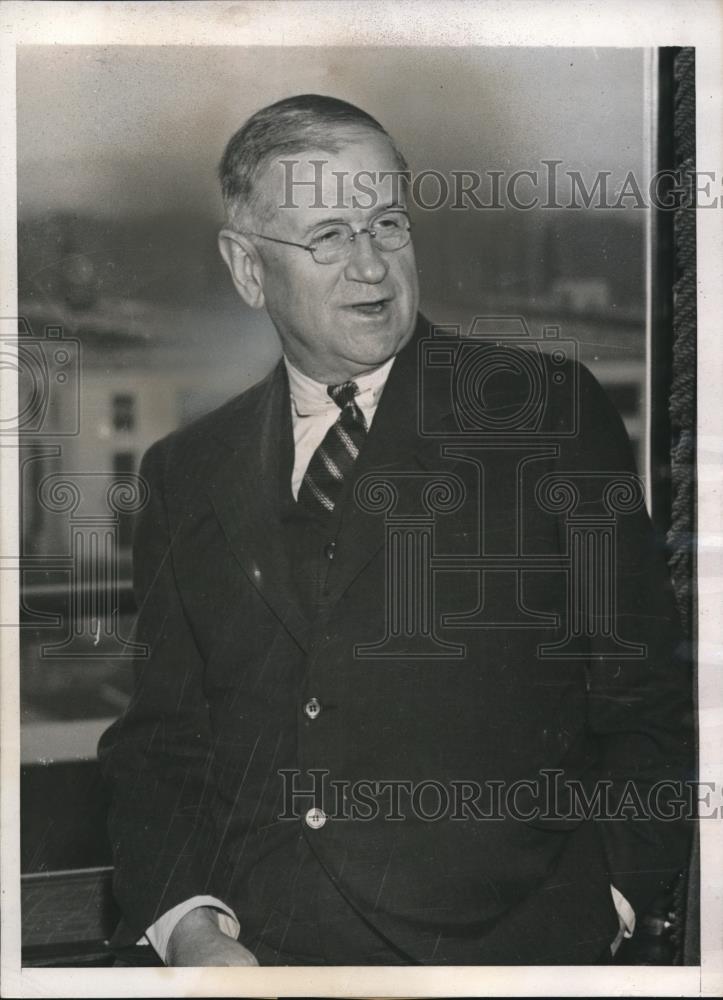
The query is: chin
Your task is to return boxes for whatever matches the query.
[354,330,407,365]
[373,313,415,344]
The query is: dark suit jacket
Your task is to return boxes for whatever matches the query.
[98,314,693,964]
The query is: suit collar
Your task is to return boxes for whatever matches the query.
[345,312,453,470]
[323,314,456,604]
[205,362,310,649]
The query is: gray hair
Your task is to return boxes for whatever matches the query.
[218,93,408,226]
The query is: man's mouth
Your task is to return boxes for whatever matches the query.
[346,298,391,315]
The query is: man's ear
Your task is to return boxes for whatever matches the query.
[218,229,266,309]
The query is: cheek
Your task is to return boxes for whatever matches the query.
[278,283,321,331]
[296,284,341,343]
[397,266,419,312]
[394,251,418,291]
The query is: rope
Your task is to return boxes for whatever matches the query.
[667,46,698,966]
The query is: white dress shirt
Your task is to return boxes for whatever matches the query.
[141,352,635,961]
[284,354,396,498]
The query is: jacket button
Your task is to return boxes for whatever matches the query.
[324,541,336,560]
[305,807,327,830]
[304,697,321,719]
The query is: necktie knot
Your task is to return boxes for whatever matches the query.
[298,379,367,518]
[328,381,359,409]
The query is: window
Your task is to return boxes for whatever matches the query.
[111,393,135,433]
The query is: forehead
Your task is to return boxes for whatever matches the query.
[253,130,406,227]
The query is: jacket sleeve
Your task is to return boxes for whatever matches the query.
[556,360,694,918]
[97,438,224,941]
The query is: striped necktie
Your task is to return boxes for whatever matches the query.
[297,380,368,518]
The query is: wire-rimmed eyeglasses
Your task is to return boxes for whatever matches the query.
[243,208,412,265]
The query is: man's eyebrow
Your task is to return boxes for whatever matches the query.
[297,202,408,239]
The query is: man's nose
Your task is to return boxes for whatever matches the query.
[343,232,389,283]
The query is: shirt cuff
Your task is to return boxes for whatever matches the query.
[610,884,636,937]
[609,884,636,955]
[138,896,241,963]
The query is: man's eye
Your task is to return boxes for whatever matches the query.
[375,213,405,230]
[313,226,346,245]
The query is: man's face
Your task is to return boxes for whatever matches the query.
[247,130,419,383]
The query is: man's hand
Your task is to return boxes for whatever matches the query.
[165,906,259,967]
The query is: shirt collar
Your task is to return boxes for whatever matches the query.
[284,355,395,417]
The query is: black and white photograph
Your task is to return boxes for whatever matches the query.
[1,2,721,997]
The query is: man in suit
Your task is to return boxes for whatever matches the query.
[98,94,693,966]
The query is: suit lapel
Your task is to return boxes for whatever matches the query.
[325,315,454,606]
[205,361,309,650]
[203,315,455,635]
